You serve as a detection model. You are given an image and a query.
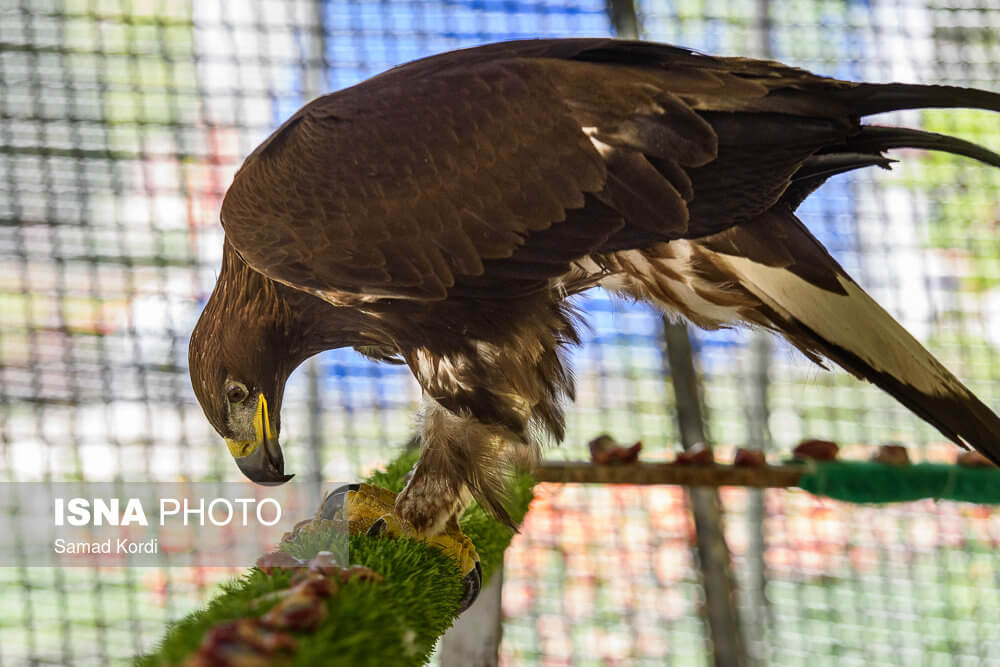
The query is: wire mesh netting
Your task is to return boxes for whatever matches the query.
[1,0,1000,664]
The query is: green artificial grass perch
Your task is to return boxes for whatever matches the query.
[137,448,536,666]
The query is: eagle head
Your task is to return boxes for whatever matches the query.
[188,243,298,486]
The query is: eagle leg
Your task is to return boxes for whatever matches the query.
[394,397,516,534]
[394,460,469,537]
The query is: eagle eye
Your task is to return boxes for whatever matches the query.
[226,382,249,404]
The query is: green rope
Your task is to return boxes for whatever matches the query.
[137,449,536,666]
[796,461,1000,504]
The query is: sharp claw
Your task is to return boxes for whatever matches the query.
[368,513,410,538]
[318,483,361,521]
[457,561,483,613]
[366,517,387,537]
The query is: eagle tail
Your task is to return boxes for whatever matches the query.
[784,126,1000,208]
[833,125,1000,168]
[704,208,1000,465]
[844,82,1000,117]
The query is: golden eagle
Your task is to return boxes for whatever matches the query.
[190,39,1000,534]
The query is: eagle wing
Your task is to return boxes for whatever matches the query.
[221,43,611,301]
[218,39,887,302]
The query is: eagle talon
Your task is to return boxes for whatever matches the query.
[365,513,412,538]
[319,483,361,518]
[319,482,482,613]
[367,517,387,537]
[458,561,483,614]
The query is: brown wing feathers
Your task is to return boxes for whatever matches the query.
[223,60,609,301]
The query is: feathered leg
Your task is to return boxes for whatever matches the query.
[394,397,513,534]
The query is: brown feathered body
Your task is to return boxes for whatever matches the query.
[192,38,1000,532]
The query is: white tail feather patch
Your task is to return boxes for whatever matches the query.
[715,253,963,397]
[578,244,964,399]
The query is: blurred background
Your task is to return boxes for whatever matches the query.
[1,0,999,664]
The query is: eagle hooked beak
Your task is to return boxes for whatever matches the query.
[226,395,294,486]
